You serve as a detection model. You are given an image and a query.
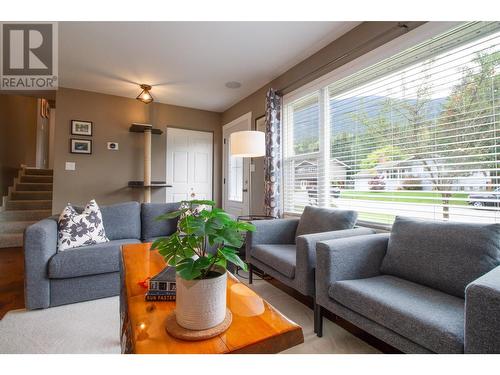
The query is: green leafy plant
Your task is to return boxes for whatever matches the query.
[150,200,255,280]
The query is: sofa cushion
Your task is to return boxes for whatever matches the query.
[329,275,465,353]
[295,206,357,238]
[251,244,296,278]
[49,239,141,279]
[74,201,141,241]
[100,202,141,241]
[141,202,180,242]
[380,216,500,298]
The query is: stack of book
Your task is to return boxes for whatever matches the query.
[145,267,176,302]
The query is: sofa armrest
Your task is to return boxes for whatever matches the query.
[316,233,389,305]
[24,218,58,309]
[295,227,376,296]
[246,218,299,260]
[465,265,500,353]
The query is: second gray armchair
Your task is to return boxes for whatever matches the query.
[245,206,375,333]
[315,216,500,353]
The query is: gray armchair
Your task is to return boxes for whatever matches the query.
[245,206,375,333]
[315,216,500,353]
[465,266,500,353]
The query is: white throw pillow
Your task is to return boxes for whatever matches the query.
[57,199,109,251]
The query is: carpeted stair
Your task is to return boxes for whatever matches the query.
[0,167,53,248]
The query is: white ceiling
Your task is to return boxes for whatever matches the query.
[59,22,360,112]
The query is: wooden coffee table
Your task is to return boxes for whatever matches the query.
[120,243,304,354]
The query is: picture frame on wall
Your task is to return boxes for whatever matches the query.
[255,115,266,132]
[70,138,92,154]
[71,120,93,136]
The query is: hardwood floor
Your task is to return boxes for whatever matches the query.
[0,247,24,319]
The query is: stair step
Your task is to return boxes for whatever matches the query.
[5,200,52,211]
[0,220,36,234]
[24,168,53,176]
[15,182,53,191]
[10,191,52,200]
[0,210,52,221]
[20,175,53,183]
[0,233,23,248]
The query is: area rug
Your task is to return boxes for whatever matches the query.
[0,277,379,354]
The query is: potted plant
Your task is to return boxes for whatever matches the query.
[151,200,255,330]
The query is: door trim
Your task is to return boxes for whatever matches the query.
[165,126,215,202]
[222,112,252,215]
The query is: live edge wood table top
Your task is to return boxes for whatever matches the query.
[120,243,304,354]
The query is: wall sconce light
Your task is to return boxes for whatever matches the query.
[230,131,265,157]
[136,84,154,104]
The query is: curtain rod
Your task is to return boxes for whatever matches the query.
[276,22,414,96]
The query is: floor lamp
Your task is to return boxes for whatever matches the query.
[230,130,266,277]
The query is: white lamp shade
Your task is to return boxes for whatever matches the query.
[230,131,265,157]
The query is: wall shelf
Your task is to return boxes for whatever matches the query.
[129,123,163,135]
[128,181,171,188]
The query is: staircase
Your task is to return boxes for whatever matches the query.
[0,167,53,248]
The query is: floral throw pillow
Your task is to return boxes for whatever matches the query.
[57,199,109,251]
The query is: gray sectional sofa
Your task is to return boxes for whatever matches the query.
[24,201,180,310]
[246,206,376,333]
[315,216,500,353]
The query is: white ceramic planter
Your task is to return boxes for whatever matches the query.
[175,267,227,330]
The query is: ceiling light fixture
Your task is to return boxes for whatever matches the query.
[136,84,154,104]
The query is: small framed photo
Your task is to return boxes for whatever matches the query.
[71,120,93,136]
[70,138,92,154]
[255,115,266,132]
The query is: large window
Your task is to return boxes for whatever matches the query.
[283,22,500,224]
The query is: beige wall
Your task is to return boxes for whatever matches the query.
[0,94,38,201]
[52,87,221,213]
[221,22,426,214]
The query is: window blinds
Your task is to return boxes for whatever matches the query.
[283,21,500,224]
[283,92,321,211]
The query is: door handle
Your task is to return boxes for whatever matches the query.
[242,189,248,192]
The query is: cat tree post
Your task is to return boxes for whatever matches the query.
[144,128,152,203]
[128,123,170,201]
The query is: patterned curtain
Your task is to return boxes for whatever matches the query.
[264,88,282,218]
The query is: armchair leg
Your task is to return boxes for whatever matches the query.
[313,299,318,333]
[315,302,323,337]
[249,263,253,284]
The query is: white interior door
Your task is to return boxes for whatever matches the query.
[223,112,251,217]
[166,128,213,203]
